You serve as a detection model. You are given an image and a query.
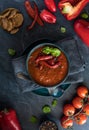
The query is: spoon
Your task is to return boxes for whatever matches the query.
[16,72,30,81]
[47,86,64,96]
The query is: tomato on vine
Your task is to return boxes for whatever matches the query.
[74,113,87,125]
[72,96,84,109]
[61,116,73,129]
[83,103,89,116]
[63,104,75,116]
[77,86,88,98]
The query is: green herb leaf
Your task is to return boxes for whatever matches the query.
[81,13,88,19]
[42,46,51,54]
[42,46,61,57]
[42,105,51,114]
[8,48,16,56]
[29,116,38,123]
[51,48,61,57]
[52,99,58,107]
[60,27,66,33]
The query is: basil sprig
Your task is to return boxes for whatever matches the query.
[42,46,61,57]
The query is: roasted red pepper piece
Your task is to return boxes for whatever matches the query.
[1,109,22,130]
[28,2,38,30]
[35,55,53,64]
[58,0,89,20]
[44,0,56,12]
[24,0,44,26]
[40,9,56,24]
[74,19,89,47]
[36,55,61,69]
[40,60,61,69]
[45,58,56,65]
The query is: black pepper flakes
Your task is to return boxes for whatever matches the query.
[39,120,58,130]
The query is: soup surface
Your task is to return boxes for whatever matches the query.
[28,45,68,87]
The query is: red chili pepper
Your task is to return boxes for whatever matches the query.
[40,60,61,69]
[44,0,56,12]
[40,9,56,24]
[74,19,89,47]
[37,56,61,69]
[24,0,44,26]
[47,58,56,65]
[35,55,53,63]
[58,0,89,20]
[1,109,22,130]
[28,2,38,30]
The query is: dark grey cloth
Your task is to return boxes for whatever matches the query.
[12,38,85,92]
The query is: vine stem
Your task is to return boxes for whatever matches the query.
[63,105,84,124]
[62,98,89,125]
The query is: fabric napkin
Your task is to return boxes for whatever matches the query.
[12,38,85,92]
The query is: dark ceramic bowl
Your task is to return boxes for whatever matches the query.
[26,42,69,89]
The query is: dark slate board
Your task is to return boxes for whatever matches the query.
[0,0,89,130]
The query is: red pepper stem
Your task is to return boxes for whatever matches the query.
[3,108,8,113]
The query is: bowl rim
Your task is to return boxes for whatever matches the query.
[26,42,69,88]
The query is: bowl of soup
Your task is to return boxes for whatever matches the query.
[26,43,69,88]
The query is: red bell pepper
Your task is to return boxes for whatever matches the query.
[1,109,22,130]
[58,0,89,20]
[40,9,56,24]
[74,19,89,47]
[44,0,56,12]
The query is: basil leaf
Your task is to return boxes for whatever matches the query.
[30,116,38,123]
[8,48,16,56]
[60,27,66,33]
[42,105,51,114]
[52,99,58,107]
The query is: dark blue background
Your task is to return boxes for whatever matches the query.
[0,0,89,129]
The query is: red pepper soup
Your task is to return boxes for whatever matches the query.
[27,45,69,87]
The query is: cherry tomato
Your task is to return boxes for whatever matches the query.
[74,113,87,125]
[61,116,73,129]
[83,104,89,116]
[87,95,89,101]
[63,104,75,116]
[72,96,84,109]
[77,86,88,98]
